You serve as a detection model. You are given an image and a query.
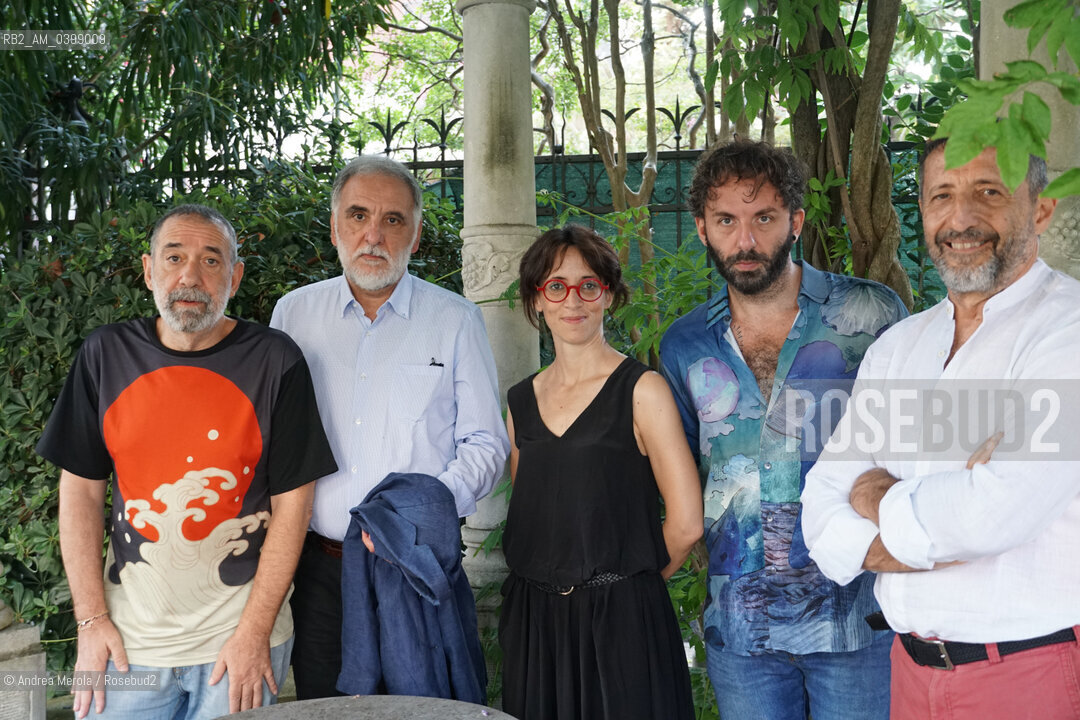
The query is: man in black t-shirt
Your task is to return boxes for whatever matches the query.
[37,204,337,720]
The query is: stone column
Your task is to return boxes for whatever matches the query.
[455,0,538,611]
[982,0,1080,278]
[0,623,46,720]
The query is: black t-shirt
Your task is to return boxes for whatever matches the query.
[37,317,337,665]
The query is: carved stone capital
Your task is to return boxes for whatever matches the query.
[461,226,538,301]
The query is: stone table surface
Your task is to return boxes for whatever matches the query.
[223,695,517,720]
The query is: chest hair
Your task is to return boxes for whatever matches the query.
[732,322,788,403]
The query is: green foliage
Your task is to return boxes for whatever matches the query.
[886,5,975,146]
[1,0,394,249]
[891,151,947,311]
[667,563,719,720]
[804,171,851,270]
[0,209,154,672]
[0,159,463,674]
[935,0,1080,196]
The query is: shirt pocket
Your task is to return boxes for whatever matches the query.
[390,364,446,423]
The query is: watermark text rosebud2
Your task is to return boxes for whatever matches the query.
[777,379,1074,462]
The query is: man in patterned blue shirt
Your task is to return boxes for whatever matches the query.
[659,140,908,719]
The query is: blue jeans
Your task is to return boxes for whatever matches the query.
[706,631,891,720]
[79,636,293,720]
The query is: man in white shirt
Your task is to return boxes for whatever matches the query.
[270,156,509,699]
[802,138,1080,719]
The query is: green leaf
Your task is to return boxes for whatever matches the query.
[1066,16,1080,67]
[744,81,766,124]
[704,60,719,94]
[998,119,1035,191]
[956,35,972,50]
[941,129,995,171]
[1008,102,1047,158]
[1047,72,1080,103]
[1003,0,1056,27]
[1043,4,1073,67]
[723,82,746,121]
[1002,60,1049,82]
[817,0,839,34]
[1027,16,1055,54]
[1043,168,1080,198]
[1020,91,1052,139]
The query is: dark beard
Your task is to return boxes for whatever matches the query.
[708,232,797,295]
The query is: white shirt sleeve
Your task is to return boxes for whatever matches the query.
[436,305,510,517]
[802,346,891,585]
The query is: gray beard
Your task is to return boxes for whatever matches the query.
[929,226,1029,295]
[338,245,411,292]
[155,287,225,334]
[935,256,1000,293]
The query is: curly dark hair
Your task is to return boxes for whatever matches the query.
[518,225,630,330]
[687,139,807,218]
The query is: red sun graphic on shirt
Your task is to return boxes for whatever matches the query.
[103,366,263,543]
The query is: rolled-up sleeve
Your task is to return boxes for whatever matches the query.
[802,399,884,586]
[802,345,890,586]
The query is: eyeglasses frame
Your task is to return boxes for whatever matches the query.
[535,278,610,303]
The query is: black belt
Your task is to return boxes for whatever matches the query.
[523,571,627,595]
[900,628,1078,670]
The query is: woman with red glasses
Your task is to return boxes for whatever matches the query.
[499,224,703,720]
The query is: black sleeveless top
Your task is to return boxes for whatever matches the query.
[503,356,670,586]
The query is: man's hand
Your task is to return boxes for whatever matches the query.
[361,529,375,553]
[208,627,276,713]
[72,617,128,720]
[849,468,898,525]
[967,431,1003,469]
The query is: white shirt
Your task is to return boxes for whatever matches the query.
[271,273,510,540]
[802,260,1080,643]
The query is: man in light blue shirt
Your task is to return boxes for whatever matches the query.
[270,155,509,699]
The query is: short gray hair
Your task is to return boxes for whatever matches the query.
[149,204,239,264]
[331,156,423,222]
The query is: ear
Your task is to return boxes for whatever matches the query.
[229,260,245,298]
[329,212,339,248]
[790,208,806,238]
[695,216,708,247]
[1033,196,1058,236]
[410,218,423,254]
[142,254,154,292]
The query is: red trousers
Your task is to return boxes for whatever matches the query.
[890,630,1080,720]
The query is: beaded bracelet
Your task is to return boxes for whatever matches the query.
[76,611,109,632]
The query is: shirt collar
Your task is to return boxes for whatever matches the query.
[335,272,416,320]
[940,258,1051,319]
[705,260,828,329]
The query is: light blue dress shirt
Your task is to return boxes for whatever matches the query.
[270,273,509,540]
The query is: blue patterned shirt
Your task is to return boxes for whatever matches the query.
[659,261,907,656]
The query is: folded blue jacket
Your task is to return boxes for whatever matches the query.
[336,472,487,704]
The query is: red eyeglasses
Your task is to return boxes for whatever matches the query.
[536,278,609,303]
